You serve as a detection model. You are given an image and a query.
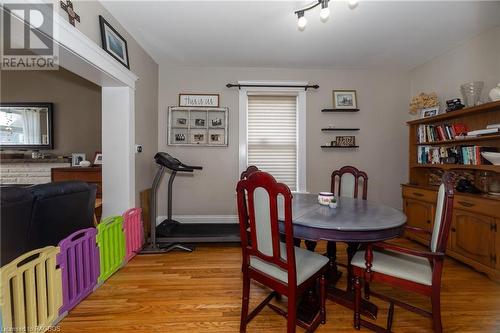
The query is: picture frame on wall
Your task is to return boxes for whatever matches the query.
[167,106,228,147]
[333,90,358,109]
[179,94,220,107]
[99,15,130,69]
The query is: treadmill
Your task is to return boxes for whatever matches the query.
[141,152,240,253]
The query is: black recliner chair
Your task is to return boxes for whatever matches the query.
[28,181,97,248]
[0,187,34,266]
[1,181,97,266]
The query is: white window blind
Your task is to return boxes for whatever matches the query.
[247,95,298,191]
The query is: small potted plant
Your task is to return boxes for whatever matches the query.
[329,197,338,209]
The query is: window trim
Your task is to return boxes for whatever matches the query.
[238,81,307,193]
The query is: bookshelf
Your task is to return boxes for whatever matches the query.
[404,100,500,282]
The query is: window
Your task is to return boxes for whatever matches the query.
[239,83,307,192]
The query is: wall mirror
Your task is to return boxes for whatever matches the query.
[0,103,53,149]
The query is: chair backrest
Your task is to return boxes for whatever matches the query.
[236,171,297,286]
[330,166,368,200]
[240,165,260,180]
[430,172,454,253]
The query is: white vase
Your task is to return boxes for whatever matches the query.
[489,84,500,102]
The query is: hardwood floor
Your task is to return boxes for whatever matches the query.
[59,240,500,333]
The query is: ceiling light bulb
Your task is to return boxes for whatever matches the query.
[348,0,359,9]
[320,7,330,21]
[297,13,307,30]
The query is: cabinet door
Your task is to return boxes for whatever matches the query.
[404,198,433,241]
[451,209,495,268]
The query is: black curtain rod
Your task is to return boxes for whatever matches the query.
[226,83,319,91]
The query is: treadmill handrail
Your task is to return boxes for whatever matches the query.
[154,152,202,172]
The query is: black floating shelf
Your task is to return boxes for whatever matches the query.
[321,128,360,131]
[321,145,359,148]
[322,108,360,112]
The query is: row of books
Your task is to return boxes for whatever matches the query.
[417,145,497,165]
[417,123,467,143]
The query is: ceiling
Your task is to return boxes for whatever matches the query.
[101,1,500,70]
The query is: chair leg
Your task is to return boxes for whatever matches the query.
[346,242,359,291]
[353,276,361,330]
[287,291,297,333]
[240,275,250,333]
[320,275,326,324]
[431,289,443,333]
[364,281,370,300]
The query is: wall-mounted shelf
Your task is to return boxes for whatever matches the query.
[321,145,359,149]
[321,128,360,131]
[322,108,359,112]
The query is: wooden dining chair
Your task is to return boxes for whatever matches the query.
[236,171,329,333]
[240,165,260,180]
[351,172,454,333]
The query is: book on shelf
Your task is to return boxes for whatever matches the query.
[467,128,499,136]
[486,123,500,129]
[417,145,497,165]
[416,123,469,143]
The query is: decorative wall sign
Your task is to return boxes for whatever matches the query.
[99,16,130,69]
[60,0,80,26]
[168,107,228,147]
[335,135,356,147]
[179,94,220,107]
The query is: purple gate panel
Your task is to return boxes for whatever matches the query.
[123,208,144,262]
[57,227,99,315]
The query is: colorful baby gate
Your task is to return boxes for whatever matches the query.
[97,216,125,284]
[57,228,100,316]
[0,247,62,332]
[123,208,144,261]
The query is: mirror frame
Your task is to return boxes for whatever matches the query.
[0,102,54,150]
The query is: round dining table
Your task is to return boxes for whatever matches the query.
[278,193,407,322]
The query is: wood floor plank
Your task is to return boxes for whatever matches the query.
[59,240,500,332]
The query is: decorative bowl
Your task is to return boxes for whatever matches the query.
[79,160,91,167]
[318,192,334,206]
[481,152,500,165]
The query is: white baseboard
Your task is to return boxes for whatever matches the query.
[156,215,238,225]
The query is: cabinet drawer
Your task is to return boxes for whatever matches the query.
[454,195,500,218]
[402,186,437,203]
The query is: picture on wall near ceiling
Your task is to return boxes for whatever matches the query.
[333,90,358,109]
[99,15,130,69]
[168,107,228,147]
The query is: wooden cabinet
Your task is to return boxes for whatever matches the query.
[51,167,102,198]
[402,184,500,281]
[450,209,494,267]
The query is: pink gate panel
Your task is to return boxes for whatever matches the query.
[57,228,99,315]
[123,208,144,261]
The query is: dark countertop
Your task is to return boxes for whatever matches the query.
[0,158,71,164]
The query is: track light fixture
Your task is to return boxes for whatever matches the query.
[295,0,358,30]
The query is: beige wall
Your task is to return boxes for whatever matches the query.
[1,68,101,159]
[158,64,410,216]
[410,25,500,116]
[56,1,159,204]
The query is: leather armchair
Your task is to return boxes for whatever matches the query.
[28,181,97,248]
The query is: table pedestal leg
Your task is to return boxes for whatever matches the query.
[326,241,343,285]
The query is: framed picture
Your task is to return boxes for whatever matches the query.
[179,94,219,107]
[99,15,130,69]
[190,110,207,128]
[72,153,86,167]
[333,90,358,109]
[336,136,356,147]
[209,129,225,145]
[190,129,207,144]
[420,106,440,118]
[168,107,228,146]
[93,152,103,165]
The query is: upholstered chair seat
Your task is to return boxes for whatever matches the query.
[251,242,329,284]
[351,249,432,286]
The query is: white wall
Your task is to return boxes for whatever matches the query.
[411,25,500,114]
[158,64,410,217]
